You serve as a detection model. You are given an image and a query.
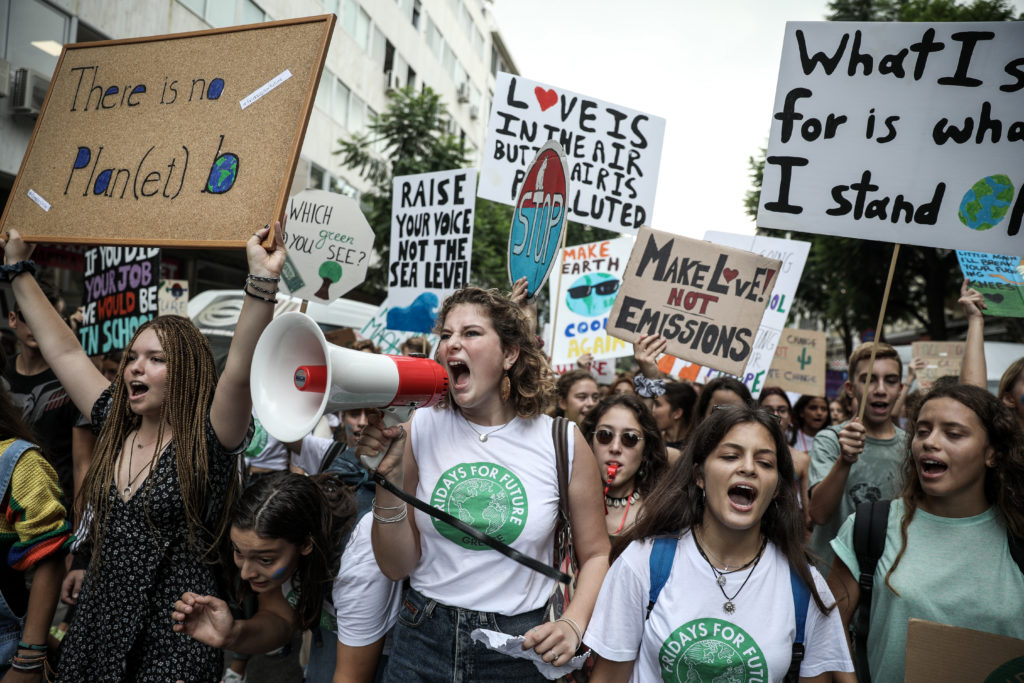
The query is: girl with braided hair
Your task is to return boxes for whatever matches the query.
[0,225,285,682]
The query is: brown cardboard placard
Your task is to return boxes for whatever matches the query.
[766,328,827,396]
[0,15,334,248]
[607,227,781,376]
[911,341,965,390]
[905,619,1024,683]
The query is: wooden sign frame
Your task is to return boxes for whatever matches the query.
[0,14,335,248]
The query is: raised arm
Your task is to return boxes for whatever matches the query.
[1,230,107,417]
[958,279,988,390]
[210,223,285,449]
[172,589,295,654]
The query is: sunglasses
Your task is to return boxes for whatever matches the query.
[593,429,643,448]
[567,280,619,299]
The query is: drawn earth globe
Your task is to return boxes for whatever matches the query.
[958,174,1014,231]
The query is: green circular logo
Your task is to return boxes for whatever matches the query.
[659,618,767,683]
[430,462,528,550]
[244,418,269,459]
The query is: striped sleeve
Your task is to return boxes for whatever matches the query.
[4,451,71,570]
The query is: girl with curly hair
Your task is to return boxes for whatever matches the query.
[358,287,609,681]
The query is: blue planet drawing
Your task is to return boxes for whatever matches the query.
[958,174,1014,231]
[565,272,619,317]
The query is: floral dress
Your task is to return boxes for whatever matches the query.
[57,389,248,682]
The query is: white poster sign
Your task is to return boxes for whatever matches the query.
[388,168,476,333]
[280,190,374,303]
[759,22,1024,254]
[548,238,634,366]
[480,72,665,235]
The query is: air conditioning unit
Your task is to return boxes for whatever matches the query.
[384,70,401,93]
[12,68,50,117]
[469,104,480,120]
[456,82,469,103]
[445,118,459,135]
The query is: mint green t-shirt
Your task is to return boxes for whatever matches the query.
[831,499,1024,681]
[808,424,906,573]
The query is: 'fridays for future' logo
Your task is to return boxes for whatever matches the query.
[430,462,528,550]
[659,619,767,683]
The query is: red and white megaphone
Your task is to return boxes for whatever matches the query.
[251,312,448,467]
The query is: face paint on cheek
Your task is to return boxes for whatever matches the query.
[271,566,289,581]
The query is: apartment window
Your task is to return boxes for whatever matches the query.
[342,1,370,51]
[371,27,386,69]
[441,43,455,78]
[426,19,442,59]
[316,73,332,111]
[412,0,422,29]
[348,93,365,134]
[333,79,350,127]
[323,0,340,13]
[4,0,70,76]
[178,0,266,27]
[240,0,266,24]
[473,26,484,60]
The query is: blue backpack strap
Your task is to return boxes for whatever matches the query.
[646,535,678,621]
[0,440,37,498]
[786,568,810,681]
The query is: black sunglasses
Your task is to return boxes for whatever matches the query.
[567,280,619,299]
[593,429,643,448]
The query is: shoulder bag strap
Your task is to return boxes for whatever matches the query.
[646,535,678,620]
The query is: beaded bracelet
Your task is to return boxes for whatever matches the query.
[246,280,278,296]
[248,273,280,283]
[371,497,404,511]
[0,260,37,282]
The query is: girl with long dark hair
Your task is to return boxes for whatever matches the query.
[827,383,1024,680]
[587,405,854,682]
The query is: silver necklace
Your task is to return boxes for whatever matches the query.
[693,531,767,614]
[463,415,514,443]
[122,431,163,498]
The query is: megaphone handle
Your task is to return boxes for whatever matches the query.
[359,406,416,471]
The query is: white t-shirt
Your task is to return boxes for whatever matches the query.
[587,533,853,682]
[333,514,402,647]
[409,407,572,615]
[292,434,333,475]
[243,411,289,471]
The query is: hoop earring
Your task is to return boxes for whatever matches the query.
[500,374,511,403]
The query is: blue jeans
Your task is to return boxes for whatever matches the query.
[382,588,548,683]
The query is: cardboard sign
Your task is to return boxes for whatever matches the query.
[548,238,634,366]
[766,328,827,395]
[679,231,812,396]
[957,250,1024,318]
[158,278,189,316]
[280,190,374,302]
[608,228,781,377]
[79,246,160,355]
[479,73,665,235]
[0,16,334,247]
[905,619,1024,683]
[359,298,439,356]
[912,340,965,389]
[388,168,476,333]
[758,22,1024,254]
[507,141,569,297]
[552,359,617,385]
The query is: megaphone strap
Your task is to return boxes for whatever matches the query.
[371,472,572,584]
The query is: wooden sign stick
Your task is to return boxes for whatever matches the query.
[857,244,901,421]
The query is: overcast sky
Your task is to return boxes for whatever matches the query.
[490,0,1022,240]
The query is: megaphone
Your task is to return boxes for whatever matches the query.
[251,312,449,467]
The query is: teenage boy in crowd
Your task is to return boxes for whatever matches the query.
[807,342,907,574]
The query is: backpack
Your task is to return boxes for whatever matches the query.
[850,499,1024,683]
[646,535,811,683]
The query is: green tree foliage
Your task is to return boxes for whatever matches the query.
[747,0,1021,354]
[336,86,617,303]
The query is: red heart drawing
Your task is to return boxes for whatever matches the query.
[534,87,558,111]
[723,268,739,283]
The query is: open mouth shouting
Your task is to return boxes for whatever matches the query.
[128,380,150,401]
[727,483,758,512]
[917,456,949,480]
[446,359,470,391]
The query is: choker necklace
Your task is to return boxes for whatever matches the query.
[464,415,513,443]
[605,489,640,508]
[693,530,768,615]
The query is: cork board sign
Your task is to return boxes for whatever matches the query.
[0,15,334,247]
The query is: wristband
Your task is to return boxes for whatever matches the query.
[1,260,37,282]
[633,374,666,398]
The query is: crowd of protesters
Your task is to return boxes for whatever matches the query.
[0,223,1020,683]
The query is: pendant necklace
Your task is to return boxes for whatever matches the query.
[122,431,161,498]
[464,415,513,443]
[693,530,768,614]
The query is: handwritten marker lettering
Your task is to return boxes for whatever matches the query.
[240,69,292,110]
[27,190,51,212]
